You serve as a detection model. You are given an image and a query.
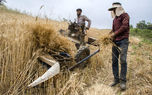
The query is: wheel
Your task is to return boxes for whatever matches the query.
[75,46,90,69]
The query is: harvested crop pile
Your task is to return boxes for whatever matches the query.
[97,35,112,46]
[0,7,104,94]
[30,23,76,68]
[93,34,116,50]
[31,23,75,55]
[0,7,77,95]
[94,34,122,54]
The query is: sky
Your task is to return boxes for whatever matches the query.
[5,0,152,29]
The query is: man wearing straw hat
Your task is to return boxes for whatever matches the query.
[108,2,130,90]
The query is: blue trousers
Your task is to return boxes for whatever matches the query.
[112,39,129,82]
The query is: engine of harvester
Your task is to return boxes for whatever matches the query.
[68,22,83,41]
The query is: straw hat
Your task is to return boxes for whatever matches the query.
[108,2,122,11]
[108,2,125,17]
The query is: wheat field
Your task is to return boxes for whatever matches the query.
[0,6,152,95]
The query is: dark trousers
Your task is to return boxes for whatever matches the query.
[75,35,85,49]
[76,26,86,49]
[112,39,129,82]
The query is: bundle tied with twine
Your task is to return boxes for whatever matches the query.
[93,34,113,47]
[93,34,121,52]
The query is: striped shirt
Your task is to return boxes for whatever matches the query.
[77,15,91,28]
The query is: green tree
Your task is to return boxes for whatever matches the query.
[147,22,152,30]
[136,20,147,29]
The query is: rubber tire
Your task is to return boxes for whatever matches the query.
[75,47,90,69]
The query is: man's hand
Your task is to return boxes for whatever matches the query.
[109,32,115,40]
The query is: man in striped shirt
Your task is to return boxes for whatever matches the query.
[76,8,91,46]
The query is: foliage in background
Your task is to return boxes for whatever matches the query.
[136,20,152,30]
[130,28,152,44]
[130,20,152,44]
